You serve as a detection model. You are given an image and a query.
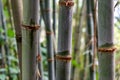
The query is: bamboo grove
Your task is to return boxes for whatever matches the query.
[0,0,120,80]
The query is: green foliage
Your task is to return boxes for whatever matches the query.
[0,74,6,80]
[7,29,15,38]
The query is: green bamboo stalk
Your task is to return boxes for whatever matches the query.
[40,0,55,80]
[86,0,96,80]
[7,0,14,29]
[98,0,115,80]
[52,0,57,74]
[56,0,74,80]
[53,0,56,35]
[22,0,40,80]
[91,0,98,80]
[11,0,23,76]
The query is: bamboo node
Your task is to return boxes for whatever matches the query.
[59,1,74,7]
[55,54,72,62]
[43,9,50,12]
[48,58,54,62]
[87,13,92,17]
[98,47,116,53]
[22,24,40,30]
[46,31,53,35]
[36,54,41,62]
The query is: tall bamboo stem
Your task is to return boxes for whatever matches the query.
[98,0,115,80]
[40,0,55,80]
[56,0,74,80]
[22,0,40,80]
[11,0,23,76]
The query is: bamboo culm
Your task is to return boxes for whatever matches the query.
[40,0,55,80]
[56,0,74,80]
[11,0,23,77]
[98,0,115,80]
[86,0,96,80]
[22,0,40,80]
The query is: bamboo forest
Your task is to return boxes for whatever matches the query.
[0,0,120,80]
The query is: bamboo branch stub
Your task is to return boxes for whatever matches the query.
[36,54,41,62]
[22,24,40,30]
[59,1,74,7]
[55,54,72,62]
[98,47,116,53]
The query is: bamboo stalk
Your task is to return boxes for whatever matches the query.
[38,26,43,80]
[91,0,98,80]
[22,0,40,80]
[56,0,74,80]
[11,0,23,77]
[6,0,14,29]
[40,0,55,80]
[98,0,115,80]
[86,0,96,79]
[53,0,56,35]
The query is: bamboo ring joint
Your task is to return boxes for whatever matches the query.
[46,31,53,35]
[22,24,40,30]
[55,54,72,62]
[98,47,116,53]
[43,9,50,12]
[59,1,74,7]
[48,58,54,62]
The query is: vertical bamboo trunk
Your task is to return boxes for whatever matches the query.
[44,0,55,80]
[86,0,96,80]
[91,0,98,80]
[38,26,43,80]
[11,0,23,75]
[52,0,57,74]
[98,0,115,80]
[56,0,74,80]
[7,0,14,29]
[40,0,55,80]
[53,0,56,35]
[38,44,43,80]
[71,0,80,79]
[22,0,39,80]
